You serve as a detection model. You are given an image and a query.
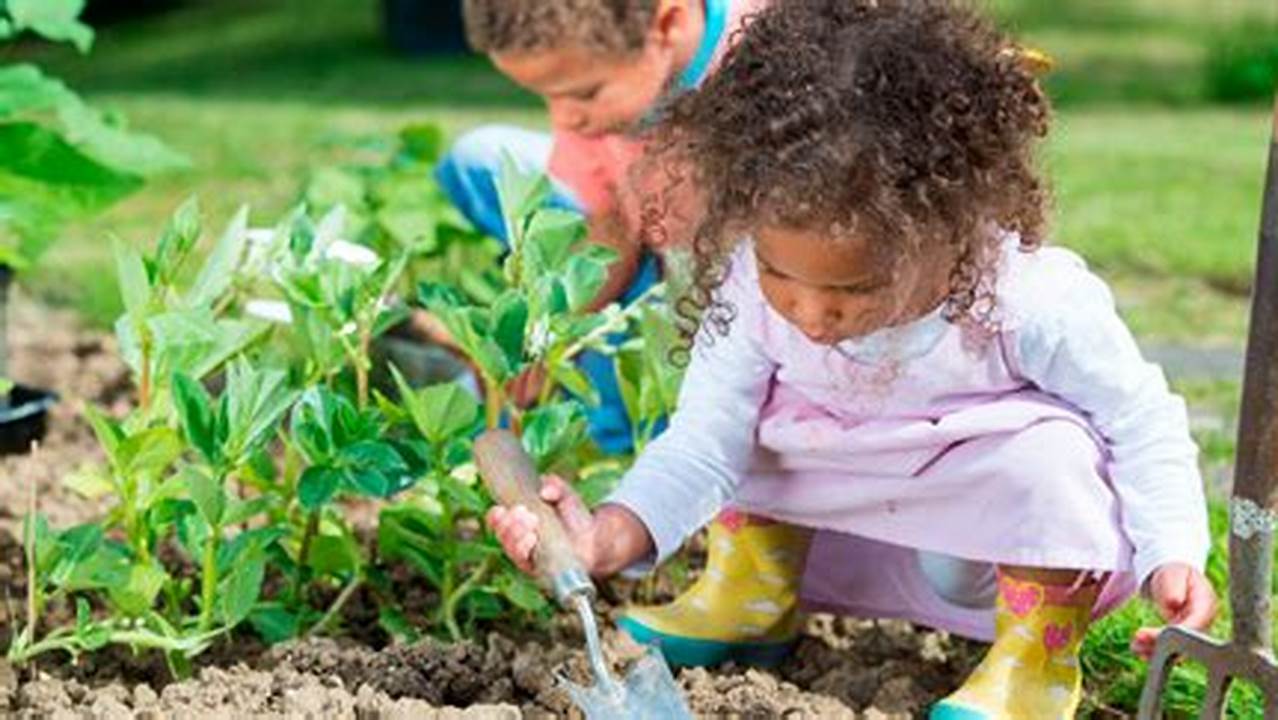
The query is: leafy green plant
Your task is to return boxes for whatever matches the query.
[303,123,505,304]
[0,0,186,270]
[112,200,266,412]
[9,158,685,673]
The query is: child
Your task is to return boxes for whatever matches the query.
[442,0,766,455]
[487,1,1218,717]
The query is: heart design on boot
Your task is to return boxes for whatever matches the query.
[1000,578,1044,617]
[1043,622,1074,653]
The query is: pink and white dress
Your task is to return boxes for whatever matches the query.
[606,239,1210,641]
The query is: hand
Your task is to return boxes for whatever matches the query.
[485,475,652,578]
[506,364,548,409]
[1132,563,1219,660]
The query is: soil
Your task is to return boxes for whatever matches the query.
[0,298,980,718]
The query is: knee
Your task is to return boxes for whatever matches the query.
[999,420,1104,503]
[439,124,513,177]
[919,551,996,609]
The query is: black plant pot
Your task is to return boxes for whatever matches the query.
[83,0,184,26]
[382,0,468,56]
[0,385,58,456]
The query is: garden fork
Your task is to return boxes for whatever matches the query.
[1137,96,1278,718]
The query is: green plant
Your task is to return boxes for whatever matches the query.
[303,123,505,304]
[0,0,186,270]
[9,159,683,673]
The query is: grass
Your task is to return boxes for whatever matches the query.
[990,0,1278,106]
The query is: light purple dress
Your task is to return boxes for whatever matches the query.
[607,239,1210,641]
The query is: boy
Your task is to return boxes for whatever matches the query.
[442,0,799,669]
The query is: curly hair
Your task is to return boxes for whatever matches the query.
[642,0,1052,345]
[462,0,659,54]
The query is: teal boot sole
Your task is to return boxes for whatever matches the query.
[617,615,795,668]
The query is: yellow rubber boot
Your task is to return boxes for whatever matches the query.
[618,510,812,667]
[931,571,1097,720]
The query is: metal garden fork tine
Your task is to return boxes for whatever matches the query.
[1137,94,1278,719]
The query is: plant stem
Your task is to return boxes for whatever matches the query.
[198,523,220,632]
[306,576,361,638]
[561,284,663,363]
[139,336,153,413]
[24,444,38,651]
[294,510,321,602]
[483,378,503,430]
[356,324,372,409]
[442,556,494,642]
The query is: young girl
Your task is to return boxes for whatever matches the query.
[488,1,1218,716]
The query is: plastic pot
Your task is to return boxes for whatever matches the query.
[0,384,58,456]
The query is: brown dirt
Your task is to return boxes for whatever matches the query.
[1,301,980,718]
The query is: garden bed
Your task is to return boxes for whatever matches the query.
[0,298,979,719]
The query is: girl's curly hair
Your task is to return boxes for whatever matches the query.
[641,0,1052,344]
[463,0,659,55]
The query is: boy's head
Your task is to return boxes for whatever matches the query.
[464,0,705,136]
[649,0,1053,343]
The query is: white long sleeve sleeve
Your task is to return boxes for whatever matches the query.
[604,262,776,573]
[1008,250,1211,587]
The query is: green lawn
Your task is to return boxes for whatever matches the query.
[16,0,1268,339]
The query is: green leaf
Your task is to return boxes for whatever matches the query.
[219,548,266,627]
[113,238,150,320]
[186,205,248,308]
[108,562,168,617]
[222,359,297,462]
[53,99,188,177]
[7,0,93,52]
[81,404,124,462]
[521,403,588,470]
[0,64,72,117]
[495,155,552,246]
[249,604,302,645]
[63,465,115,500]
[561,246,616,311]
[306,533,362,576]
[74,597,110,651]
[391,368,480,446]
[496,571,550,613]
[378,606,422,644]
[492,293,528,369]
[172,372,219,465]
[49,523,103,586]
[118,427,183,480]
[223,496,271,527]
[184,467,226,529]
[298,466,342,509]
[522,208,584,275]
[549,363,600,407]
[398,123,444,164]
[439,475,488,515]
[154,196,201,285]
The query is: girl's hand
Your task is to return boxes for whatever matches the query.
[485,475,653,578]
[1131,562,1219,660]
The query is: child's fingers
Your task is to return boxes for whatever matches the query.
[540,475,593,536]
[1175,572,1218,631]
[1149,565,1191,621]
[489,505,540,574]
[1130,627,1159,660]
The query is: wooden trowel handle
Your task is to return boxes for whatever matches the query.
[475,429,593,605]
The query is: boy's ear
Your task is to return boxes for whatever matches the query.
[650,0,696,50]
